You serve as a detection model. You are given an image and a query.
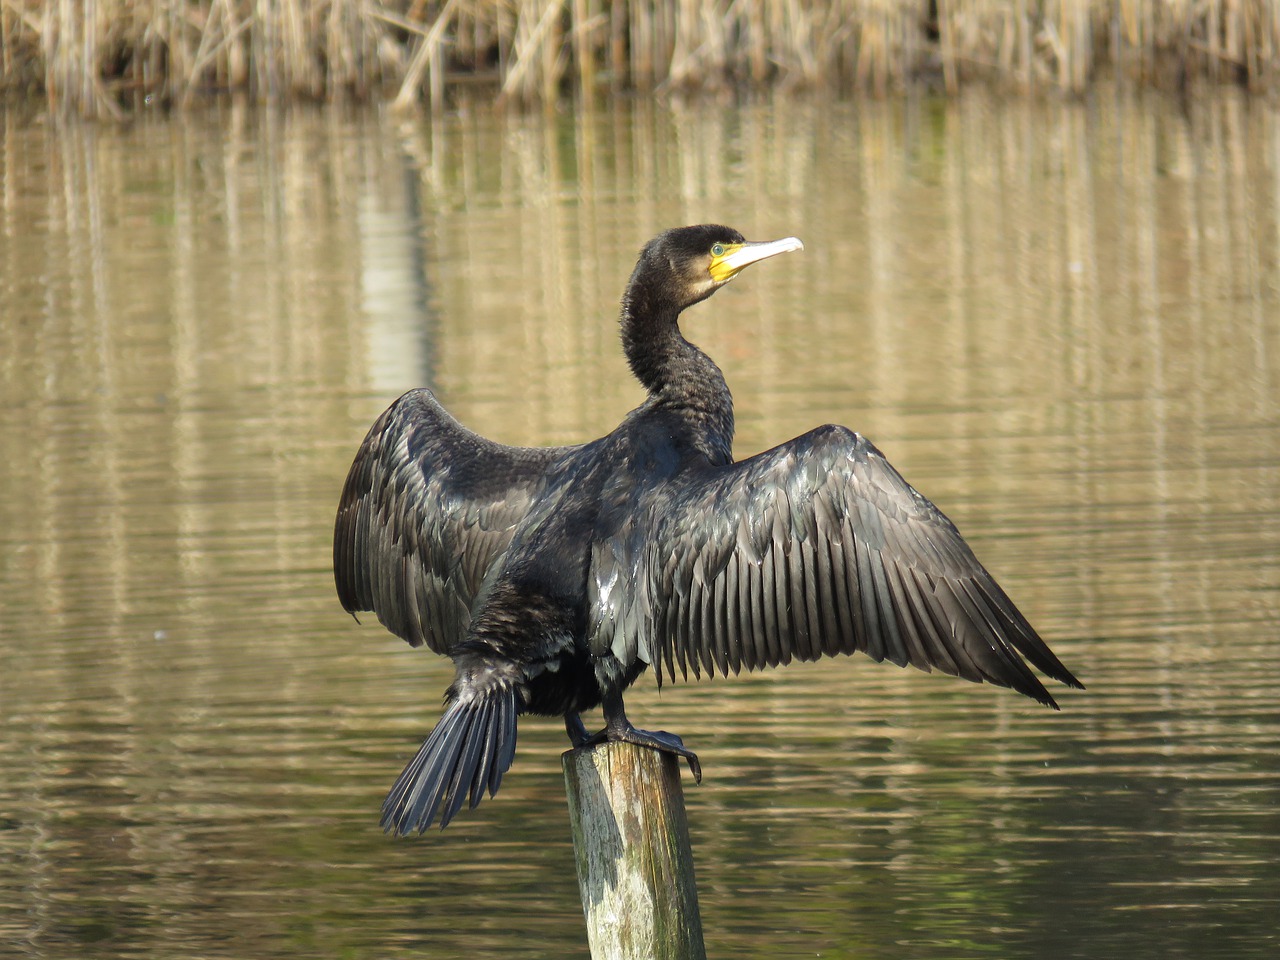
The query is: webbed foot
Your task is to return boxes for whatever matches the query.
[603,722,702,784]
[578,701,701,788]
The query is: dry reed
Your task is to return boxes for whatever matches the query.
[2,1,1279,117]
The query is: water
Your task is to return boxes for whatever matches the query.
[1,90,1278,960]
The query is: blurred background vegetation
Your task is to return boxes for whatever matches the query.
[2,0,1279,118]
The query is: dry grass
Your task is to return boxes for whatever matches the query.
[2,1,1278,116]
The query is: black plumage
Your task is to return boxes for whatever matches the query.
[333,224,1083,835]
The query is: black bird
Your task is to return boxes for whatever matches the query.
[334,224,1082,835]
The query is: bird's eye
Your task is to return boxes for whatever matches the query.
[710,242,727,258]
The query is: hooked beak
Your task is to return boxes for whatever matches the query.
[709,236,804,284]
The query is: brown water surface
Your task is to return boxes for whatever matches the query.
[1,91,1278,959]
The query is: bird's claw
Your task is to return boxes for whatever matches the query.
[578,722,703,783]
[633,728,702,783]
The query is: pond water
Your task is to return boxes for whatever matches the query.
[1,89,1278,960]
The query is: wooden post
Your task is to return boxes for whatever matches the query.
[563,742,706,960]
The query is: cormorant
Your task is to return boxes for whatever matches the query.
[333,224,1082,835]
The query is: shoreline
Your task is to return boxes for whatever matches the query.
[2,1,1276,118]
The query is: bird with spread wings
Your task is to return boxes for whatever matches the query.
[334,225,1082,835]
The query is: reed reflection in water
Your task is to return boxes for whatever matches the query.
[1,91,1278,960]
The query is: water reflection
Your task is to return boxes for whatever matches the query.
[1,90,1278,960]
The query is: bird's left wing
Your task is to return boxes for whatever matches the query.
[617,424,1081,707]
[334,388,577,654]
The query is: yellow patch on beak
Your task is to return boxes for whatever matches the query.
[708,236,804,284]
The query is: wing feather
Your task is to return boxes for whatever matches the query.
[746,554,768,672]
[722,555,742,675]
[786,534,816,662]
[694,566,714,679]
[766,522,790,667]
[853,532,887,664]
[884,561,931,671]
[334,388,574,655]
[639,424,1081,707]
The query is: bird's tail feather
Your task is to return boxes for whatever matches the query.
[380,688,519,835]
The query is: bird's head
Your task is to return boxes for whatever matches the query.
[634,224,804,311]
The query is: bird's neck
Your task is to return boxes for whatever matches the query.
[620,288,735,464]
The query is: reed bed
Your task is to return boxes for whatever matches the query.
[3,1,1279,116]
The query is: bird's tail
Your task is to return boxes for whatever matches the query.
[380,687,519,835]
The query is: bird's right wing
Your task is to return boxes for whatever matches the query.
[632,424,1082,706]
[333,388,577,655]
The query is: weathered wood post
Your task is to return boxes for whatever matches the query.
[563,741,706,960]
